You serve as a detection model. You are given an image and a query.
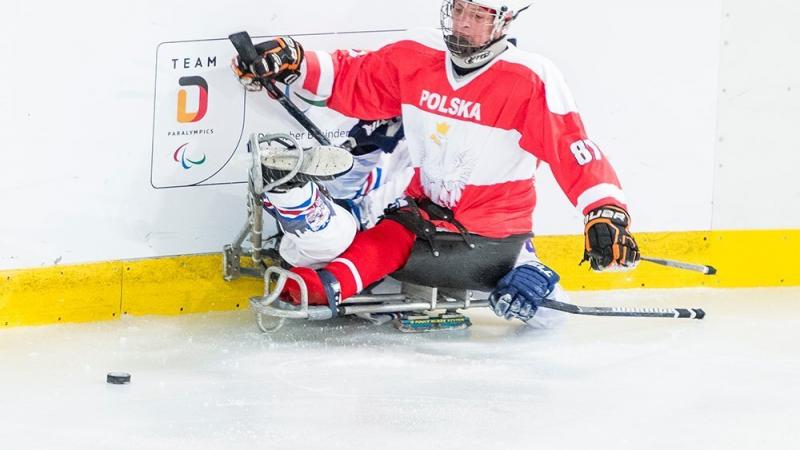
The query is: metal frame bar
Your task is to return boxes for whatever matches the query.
[248,266,486,332]
[223,132,305,281]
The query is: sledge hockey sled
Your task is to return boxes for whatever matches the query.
[224,132,707,333]
[223,133,527,333]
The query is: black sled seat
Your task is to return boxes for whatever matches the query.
[390,232,533,292]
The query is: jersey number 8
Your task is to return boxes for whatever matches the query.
[570,139,602,166]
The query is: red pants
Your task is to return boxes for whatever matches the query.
[284,219,417,305]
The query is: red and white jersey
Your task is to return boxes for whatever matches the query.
[294,29,626,238]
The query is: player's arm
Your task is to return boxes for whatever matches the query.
[518,63,639,271]
[293,46,403,120]
[231,36,403,120]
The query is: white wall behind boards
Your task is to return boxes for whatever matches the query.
[712,0,800,230]
[527,1,723,235]
[0,0,790,271]
[0,0,437,270]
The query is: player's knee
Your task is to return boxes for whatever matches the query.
[278,207,358,267]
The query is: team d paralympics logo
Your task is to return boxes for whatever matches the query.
[151,38,247,188]
[177,76,209,123]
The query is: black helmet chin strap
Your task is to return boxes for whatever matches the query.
[449,37,509,73]
[513,4,531,19]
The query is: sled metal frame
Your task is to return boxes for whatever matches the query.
[222,135,708,333]
[223,132,304,282]
[222,132,479,332]
[249,266,489,332]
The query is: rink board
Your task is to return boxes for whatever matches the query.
[1,229,797,328]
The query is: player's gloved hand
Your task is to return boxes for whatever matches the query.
[582,205,640,271]
[231,56,263,92]
[344,117,405,155]
[488,262,560,321]
[230,36,305,90]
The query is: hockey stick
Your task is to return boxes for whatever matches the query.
[540,299,705,320]
[228,31,332,146]
[641,256,717,275]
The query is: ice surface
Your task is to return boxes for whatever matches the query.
[1,288,799,450]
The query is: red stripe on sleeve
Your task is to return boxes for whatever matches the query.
[303,51,321,94]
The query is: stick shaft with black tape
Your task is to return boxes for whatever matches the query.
[228,31,331,146]
[641,256,717,275]
[540,299,705,319]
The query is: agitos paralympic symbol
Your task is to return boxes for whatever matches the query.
[177,76,209,123]
[173,142,206,169]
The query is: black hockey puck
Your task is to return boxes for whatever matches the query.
[106,372,131,385]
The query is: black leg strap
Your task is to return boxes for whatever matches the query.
[417,199,476,249]
[382,197,477,256]
[382,199,441,256]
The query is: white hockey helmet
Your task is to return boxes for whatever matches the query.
[440,0,531,67]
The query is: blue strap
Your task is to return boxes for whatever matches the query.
[316,269,341,317]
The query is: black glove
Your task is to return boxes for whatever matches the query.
[583,205,640,271]
[231,36,304,91]
[344,118,405,155]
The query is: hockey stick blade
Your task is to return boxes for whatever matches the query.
[641,256,717,275]
[540,299,705,320]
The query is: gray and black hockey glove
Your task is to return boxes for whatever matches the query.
[583,205,640,271]
[488,262,560,321]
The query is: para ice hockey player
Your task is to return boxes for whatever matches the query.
[232,0,641,323]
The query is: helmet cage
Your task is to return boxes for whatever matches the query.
[440,0,514,58]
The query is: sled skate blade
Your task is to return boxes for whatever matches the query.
[395,312,472,333]
[255,312,285,333]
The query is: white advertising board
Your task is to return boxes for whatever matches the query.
[1,1,769,271]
